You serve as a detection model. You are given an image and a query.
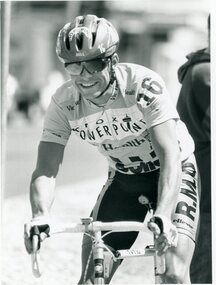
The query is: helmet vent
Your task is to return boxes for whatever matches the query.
[65,37,71,50]
[92,32,96,47]
[76,33,83,50]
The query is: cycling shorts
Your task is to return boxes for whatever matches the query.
[82,154,200,251]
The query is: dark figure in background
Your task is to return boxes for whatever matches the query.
[177,15,211,284]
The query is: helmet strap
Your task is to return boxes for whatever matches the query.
[110,68,116,84]
[93,77,114,101]
[92,57,116,99]
[109,53,119,84]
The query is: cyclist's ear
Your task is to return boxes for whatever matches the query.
[111,53,119,67]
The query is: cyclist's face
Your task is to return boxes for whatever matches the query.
[66,58,111,102]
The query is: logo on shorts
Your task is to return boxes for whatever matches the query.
[175,162,198,222]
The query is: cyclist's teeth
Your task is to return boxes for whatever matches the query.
[81,82,95,87]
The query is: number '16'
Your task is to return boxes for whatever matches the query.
[142,77,163,95]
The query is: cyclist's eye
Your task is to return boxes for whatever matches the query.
[65,63,83,75]
[88,59,109,73]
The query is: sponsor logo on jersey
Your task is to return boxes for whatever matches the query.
[102,137,146,151]
[70,105,145,139]
[71,116,146,142]
[109,154,160,174]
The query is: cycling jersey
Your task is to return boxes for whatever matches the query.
[41,63,194,174]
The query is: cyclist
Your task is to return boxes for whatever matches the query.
[24,14,200,284]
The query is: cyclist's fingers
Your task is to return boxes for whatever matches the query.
[24,236,33,254]
[24,223,33,254]
[24,223,48,254]
[158,243,169,255]
[156,240,168,251]
[155,234,170,254]
[39,232,48,242]
[147,221,161,236]
[155,243,166,255]
[157,246,169,256]
[24,223,31,238]
[155,237,165,248]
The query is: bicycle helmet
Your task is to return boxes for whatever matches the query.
[56,14,119,64]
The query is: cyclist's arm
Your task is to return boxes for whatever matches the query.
[149,119,182,219]
[30,141,65,218]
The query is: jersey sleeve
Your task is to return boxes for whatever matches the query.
[136,72,179,128]
[41,96,71,146]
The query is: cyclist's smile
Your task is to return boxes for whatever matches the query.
[80,82,98,88]
[76,76,104,96]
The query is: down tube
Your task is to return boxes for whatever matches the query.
[93,231,105,284]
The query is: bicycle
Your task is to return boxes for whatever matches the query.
[30,215,166,284]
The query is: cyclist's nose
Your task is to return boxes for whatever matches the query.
[80,65,92,77]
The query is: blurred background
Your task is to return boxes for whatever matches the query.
[7,0,210,123]
[1,1,211,284]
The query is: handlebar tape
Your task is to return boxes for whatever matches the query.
[30,224,50,250]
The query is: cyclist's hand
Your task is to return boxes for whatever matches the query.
[147,214,178,255]
[24,216,50,254]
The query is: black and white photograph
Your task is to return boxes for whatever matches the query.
[1,1,214,284]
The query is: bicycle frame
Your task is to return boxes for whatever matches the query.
[30,217,165,284]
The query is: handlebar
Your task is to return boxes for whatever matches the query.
[29,218,165,279]
[49,220,147,235]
